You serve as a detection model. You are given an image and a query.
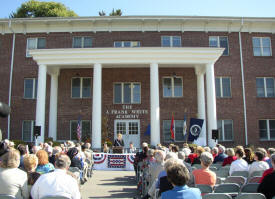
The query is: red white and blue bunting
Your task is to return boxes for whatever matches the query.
[93,153,107,164]
[127,154,135,164]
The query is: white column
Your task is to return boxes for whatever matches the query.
[35,64,47,144]
[194,68,207,146]
[150,63,160,146]
[206,63,218,147]
[48,69,59,141]
[92,63,102,149]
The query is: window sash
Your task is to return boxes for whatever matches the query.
[26,38,46,57]
[216,77,231,98]
[256,77,275,97]
[253,37,272,56]
[163,120,185,142]
[70,120,91,140]
[217,119,233,141]
[113,83,141,104]
[73,37,92,48]
[161,36,181,47]
[114,41,140,47]
[163,77,183,98]
[71,77,91,98]
[24,78,37,99]
[22,120,34,142]
[259,119,275,140]
[209,36,229,55]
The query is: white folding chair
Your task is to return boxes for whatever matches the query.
[240,183,260,193]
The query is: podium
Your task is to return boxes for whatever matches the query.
[113,146,123,154]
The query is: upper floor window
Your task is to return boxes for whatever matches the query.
[209,36,229,56]
[71,77,91,98]
[24,78,37,99]
[215,77,231,98]
[161,36,181,47]
[22,120,34,142]
[252,37,272,56]
[163,77,183,98]
[114,41,140,47]
[163,120,185,142]
[73,37,92,48]
[256,77,275,97]
[259,119,275,140]
[26,38,46,57]
[70,120,91,141]
[114,83,141,104]
[217,119,233,141]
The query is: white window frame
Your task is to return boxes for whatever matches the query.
[256,77,275,98]
[209,36,229,56]
[71,77,91,98]
[161,36,182,47]
[24,78,37,99]
[216,77,232,98]
[26,37,46,57]
[163,120,185,143]
[218,119,234,142]
[163,76,183,98]
[113,82,141,104]
[70,120,91,140]
[259,119,275,141]
[252,37,272,56]
[114,41,140,47]
[72,36,92,48]
[22,120,34,142]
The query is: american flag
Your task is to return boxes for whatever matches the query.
[77,118,82,141]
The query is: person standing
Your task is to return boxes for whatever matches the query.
[114,133,125,147]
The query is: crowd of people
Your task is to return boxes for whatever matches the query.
[134,143,275,199]
[0,139,93,199]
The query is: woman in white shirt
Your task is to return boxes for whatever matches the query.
[248,151,269,176]
[229,148,248,175]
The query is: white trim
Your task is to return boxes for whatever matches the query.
[26,37,46,57]
[252,37,272,56]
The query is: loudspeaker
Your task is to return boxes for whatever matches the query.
[33,126,41,137]
[0,102,11,118]
[212,129,219,140]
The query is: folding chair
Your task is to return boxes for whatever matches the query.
[247,176,261,183]
[216,169,229,178]
[231,171,249,178]
[209,166,218,171]
[235,193,266,199]
[214,183,240,194]
[224,176,246,186]
[202,193,232,199]
[0,195,16,199]
[40,196,70,199]
[193,164,202,169]
[240,183,259,193]
[249,170,265,178]
[211,164,223,170]
[195,184,213,195]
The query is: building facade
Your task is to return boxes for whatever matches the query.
[0,16,275,148]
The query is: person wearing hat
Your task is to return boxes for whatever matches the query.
[31,154,81,199]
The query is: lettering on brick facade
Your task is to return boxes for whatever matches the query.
[106,105,148,119]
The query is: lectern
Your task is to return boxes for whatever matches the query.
[113,146,123,154]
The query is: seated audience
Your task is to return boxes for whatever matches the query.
[258,153,275,199]
[213,145,227,163]
[259,153,275,183]
[222,148,237,166]
[204,147,211,153]
[134,142,148,174]
[67,147,83,170]
[17,144,28,169]
[192,151,216,187]
[266,148,275,168]
[49,146,62,165]
[211,147,218,160]
[0,149,29,199]
[191,146,205,165]
[31,154,81,199]
[229,148,248,175]
[36,150,55,174]
[161,161,201,199]
[243,148,254,164]
[248,150,269,176]
[178,151,194,187]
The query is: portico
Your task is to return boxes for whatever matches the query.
[30,47,224,148]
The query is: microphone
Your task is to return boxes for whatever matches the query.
[0,102,11,118]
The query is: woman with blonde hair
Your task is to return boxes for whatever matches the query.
[222,148,237,166]
[0,149,29,199]
[23,154,41,186]
[35,150,55,174]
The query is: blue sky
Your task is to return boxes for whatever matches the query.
[1,0,275,18]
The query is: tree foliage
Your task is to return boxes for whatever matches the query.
[99,9,122,16]
[10,0,78,18]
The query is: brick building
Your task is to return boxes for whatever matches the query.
[0,16,274,148]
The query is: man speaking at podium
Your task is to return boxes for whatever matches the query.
[114,133,125,147]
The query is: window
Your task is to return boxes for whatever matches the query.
[163,77,183,97]
[215,77,231,98]
[163,120,185,142]
[70,120,91,140]
[252,37,272,56]
[114,41,140,47]
[161,36,181,47]
[217,120,233,141]
[71,77,91,98]
[26,38,46,57]
[256,77,275,97]
[259,120,275,140]
[114,83,141,104]
[24,78,37,99]
[73,37,92,48]
[22,120,34,142]
[209,36,229,56]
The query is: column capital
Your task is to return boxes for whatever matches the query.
[195,66,206,76]
[150,63,158,67]
[47,67,59,76]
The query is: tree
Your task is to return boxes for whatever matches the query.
[99,9,122,16]
[98,10,106,16]
[10,0,78,18]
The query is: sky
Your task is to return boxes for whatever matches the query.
[1,0,275,18]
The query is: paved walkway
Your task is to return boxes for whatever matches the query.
[80,170,139,199]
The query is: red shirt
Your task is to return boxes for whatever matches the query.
[259,168,274,183]
[222,156,237,166]
[188,153,198,164]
